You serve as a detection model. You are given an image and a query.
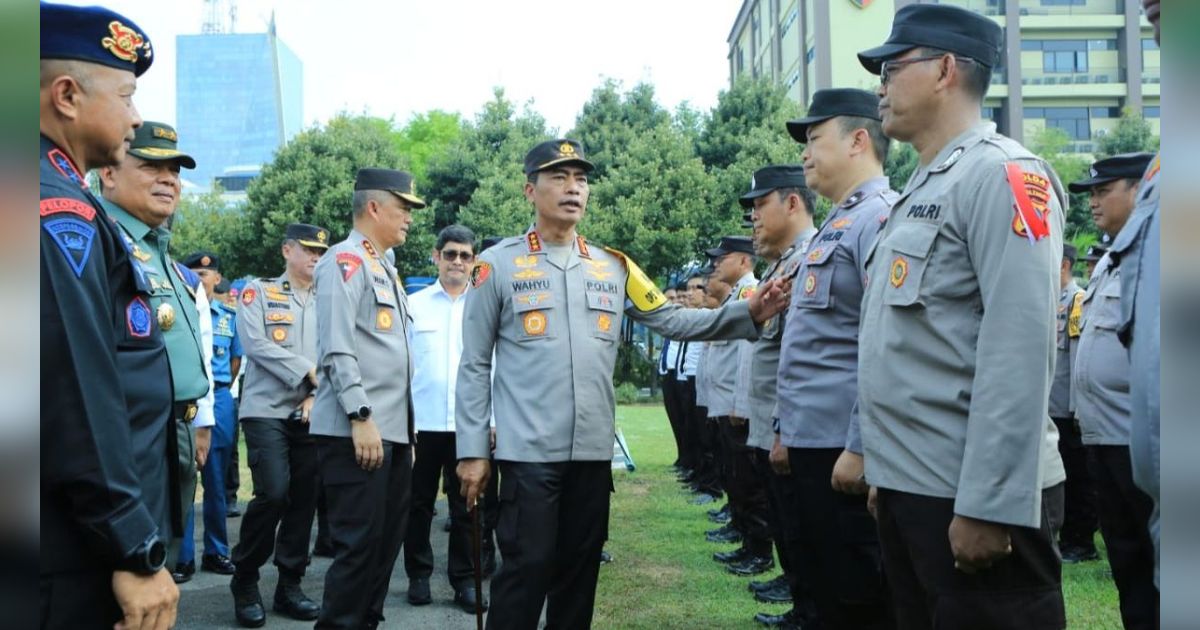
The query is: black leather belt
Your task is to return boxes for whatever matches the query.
[173,400,199,422]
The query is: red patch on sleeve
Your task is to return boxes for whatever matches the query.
[40,197,96,221]
[470,261,492,288]
[337,252,363,281]
[241,288,256,306]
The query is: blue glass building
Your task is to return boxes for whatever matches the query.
[176,23,303,187]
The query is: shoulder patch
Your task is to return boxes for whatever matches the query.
[738,285,756,300]
[241,287,257,306]
[336,252,363,282]
[126,297,152,337]
[470,261,492,288]
[1005,163,1051,243]
[40,197,96,221]
[603,246,667,312]
[43,217,96,278]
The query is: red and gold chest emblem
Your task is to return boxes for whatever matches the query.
[597,313,612,333]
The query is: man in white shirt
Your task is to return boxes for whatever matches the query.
[403,225,488,614]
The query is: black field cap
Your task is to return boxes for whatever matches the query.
[1063,243,1078,264]
[1068,152,1155,193]
[182,251,220,271]
[355,168,426,209]
[858,4,1002,74]
[1083,243,1108,262]
[787,89,882,142]
[128,121,195,168]
[739,165,807,208]
[286,223,331,250]
[524,139,595,175]
[41,2,154,77]
[706,235,755,258]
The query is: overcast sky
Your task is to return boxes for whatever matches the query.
[62,0,744,133]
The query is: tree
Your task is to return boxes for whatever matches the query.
[169,185,249,275]
[390,110,465,182]
[697,77,801,171]
[885,142,918,194]
[1097,108,1159,157]
[235,113,439,279]
[1030,126,1094,239]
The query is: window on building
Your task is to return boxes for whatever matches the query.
[1089,107,1120,118]
[786,69,801,90]
[1043,107,1091,140]
[1143,106,1160,118]
[1040,40,1088,73]
[781,7,798,38]
[1142,38,1159,51]
[805,45,815,64]
[1087,39,1118,50]
[1040,0,1085,5]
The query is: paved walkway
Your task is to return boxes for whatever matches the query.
[177,498,493,629]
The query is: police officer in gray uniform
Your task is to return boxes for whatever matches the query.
[855,5,1068,627]
[229,223,330,627]
[312,168,425,629]
[1069,152,1158,629]
[1050,243,1098,564]
[455,139,791,630]
[773,89,896,630]
[735,165,818,627]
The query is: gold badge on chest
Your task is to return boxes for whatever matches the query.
[156,302,175,331]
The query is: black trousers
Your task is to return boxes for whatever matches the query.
[691,401,722,496]
[660,371,687,469]
[1086,445,1159,630]
[315,437,412,630]
[876,484,1066,630]
[788,447,890,630]
[40,569,121,629]
[226,406,241,504]
[404,431,472,587]
[717,418,772,557]
[676,377,705,481]
[230,417,319,579]
[752,449,814,613]
[487,461,611,630]
[1051,417,1097,551]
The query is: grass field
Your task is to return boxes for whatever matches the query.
[590,405,1123,629]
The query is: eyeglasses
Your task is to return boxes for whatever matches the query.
[440,250,475,262]
[879,53,973,86]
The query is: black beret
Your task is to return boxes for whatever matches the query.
[524,139,594,176]
[355,168,426,209]
[739,165,807,208]
[787,89,882,143]
[1068,152,1155,193]
[182,251,219,271]
[858,4,1002,74]
[285,223,331,250]
[41,2,154,77]
[706,235,755,258]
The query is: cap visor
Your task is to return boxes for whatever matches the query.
[857,43,915,74]
[739,188,773,208]
[391,192,427,209]
[785,115,833,143]
[129,148,197,169]
[1067,176,1116,193]
[296,239,330,250]
[532,157,596,174]
[705,247,728,258]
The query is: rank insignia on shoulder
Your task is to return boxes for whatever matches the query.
[47,149,87,188]
[889,257,909,288]
[241,288,257,306]
[126,297,152,338]
[43,217,97,278]
[470,261,493,288]
[806,248,825,263]
[337,252,363,281]
[830,216,854,230]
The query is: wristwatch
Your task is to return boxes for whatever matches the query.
[118,535,167,575]
[348,405,372,422]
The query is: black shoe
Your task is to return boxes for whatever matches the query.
[1061,545,1099,563]
[312,539,335,558]
[202,554,237,575]
[706,526,743,544]
[226,503,242,517]
[453,585,489,614]
[230,574,266,628]
[600,550,613,564]
[171,561,195,584]
[755,607,801,628]
[273,578,320,621]
[749,574,787,593]
[754,580,793,604]
[481,547,497,578]
[728,555,775,576]
[706,504,727,518]
[690,492,719,505]
[407,577,432,606]
[714,547,751,564]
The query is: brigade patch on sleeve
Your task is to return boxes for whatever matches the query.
[470,261,492,288]
[241,287,257,306]
[43,217,96,278]
[738,285,757,300]
[603,247,667,312]
[40,197,96,221]
[336,252,363,282]
[1005,163,1051,244]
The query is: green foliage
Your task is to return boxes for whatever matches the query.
[697,77,802,170]
[1097,108,1158,157]
[1030,127,1094,239]
[613,382,641,405]
[885,142,919,194]
[169,184,243,271]
[390,110,464,181]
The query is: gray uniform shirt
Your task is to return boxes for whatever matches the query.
[707,272,757,419]
[1049,280,1084,419]
[236,273,318,419]
[312,229,413,444]
[776,178,895,454]
[857,122,1066,528]
[743,227,817,451]
[1072,253,1130,445]
[455,231,759,463]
